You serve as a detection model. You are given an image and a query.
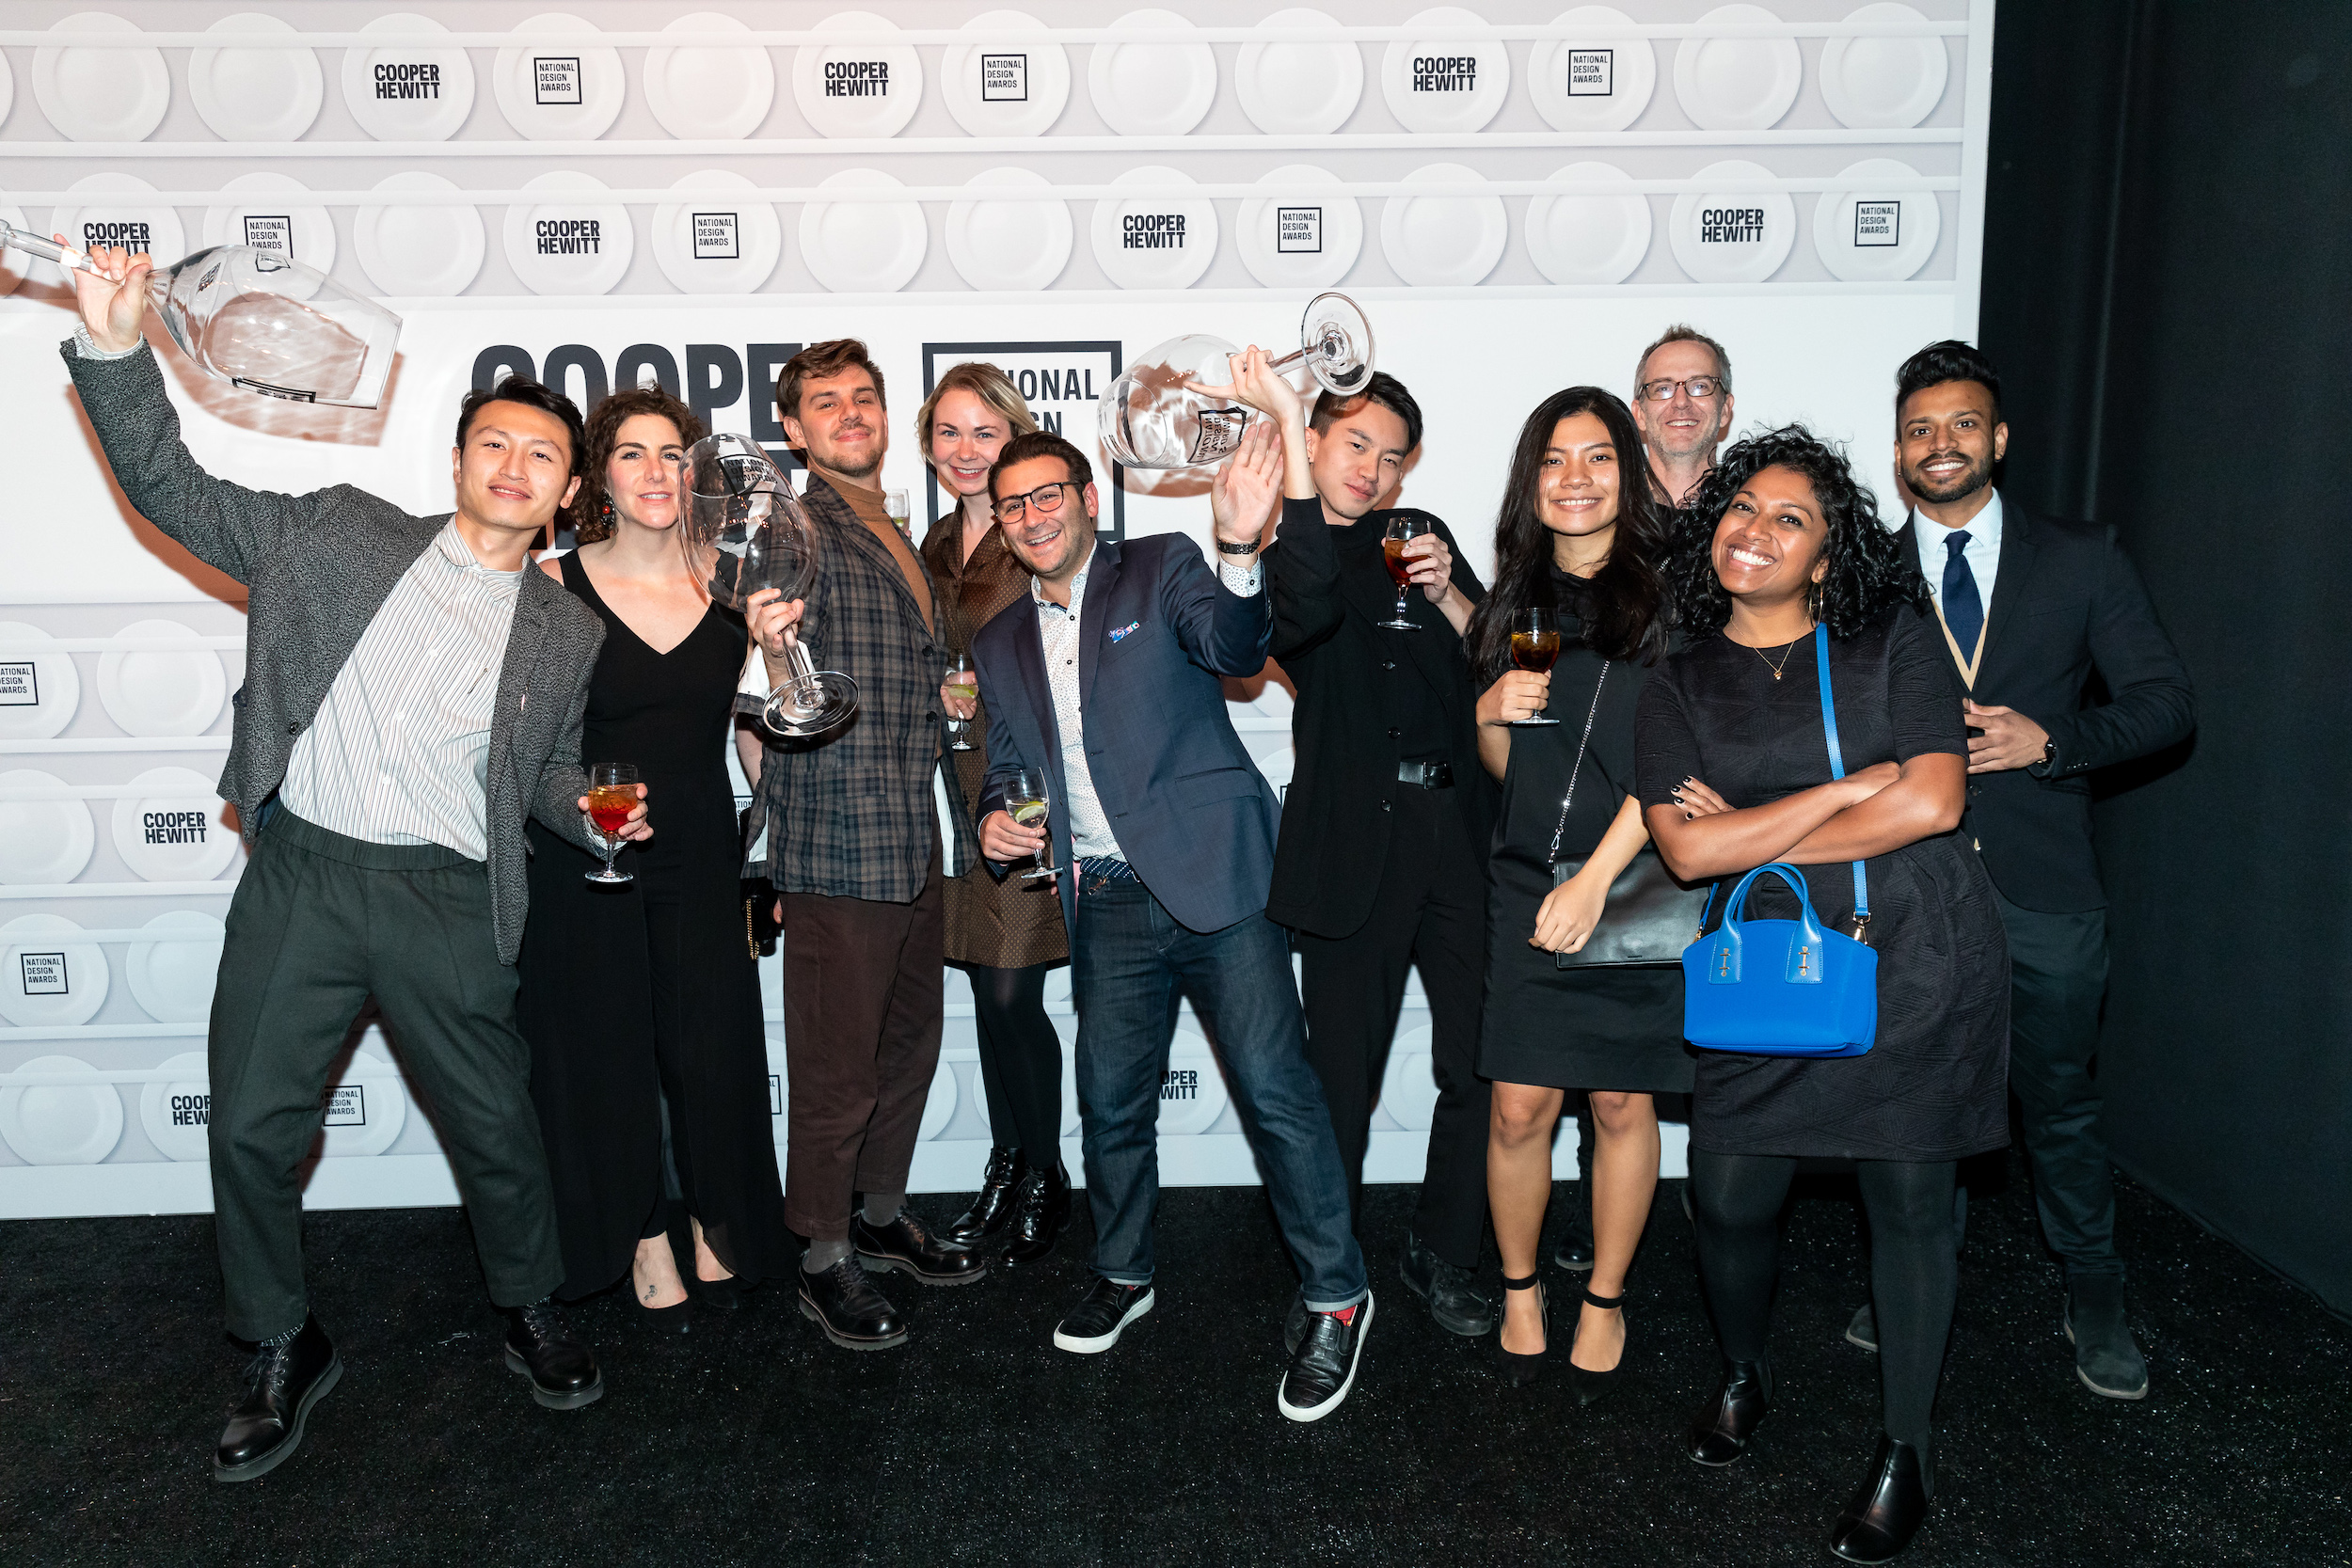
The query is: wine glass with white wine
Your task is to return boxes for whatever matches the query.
[1004,768,1057,882]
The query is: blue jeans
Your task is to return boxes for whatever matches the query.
[1073,872,1367,1312]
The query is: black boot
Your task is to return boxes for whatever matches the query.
[1000,1162,1072,1267]
[1687,1356,1772,1465]
[1827,1433,1934,1563]
[946,1146,1026,1245]
[503,1298,604,1410]
[1399,1227,1497,1338]
[855,1206,990,1286]
[215,1315,341,1482]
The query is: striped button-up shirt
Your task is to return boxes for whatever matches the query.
[278,521,523,860]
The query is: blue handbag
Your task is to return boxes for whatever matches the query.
[1681,626,1879,1058]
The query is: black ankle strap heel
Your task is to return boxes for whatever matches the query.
[1502,1272,1539,1292]
[1569,1286,1629,1407]
[1495,1273,1547,1387]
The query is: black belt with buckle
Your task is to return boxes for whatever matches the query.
[1396,759,1454,790]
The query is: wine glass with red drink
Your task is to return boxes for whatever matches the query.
[584,763,640,883]
[1377,515,1423,630]
[1507,609,1562,726]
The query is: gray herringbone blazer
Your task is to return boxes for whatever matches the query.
[63,340,604,963]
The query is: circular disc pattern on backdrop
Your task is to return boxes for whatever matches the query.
[1675,4,1803,132]
[1091,166,1216,291]
[1237,164,1363,291]
[946,166,1073,292]
[0,50,13,132]
[111,767,239,884]
[0,1054,122,1166]
[97,619,226,738]
[0,623,82,740]
[653,171,782,293]
[200,174,338,275]
[1380,162,1508,286]
[492,13,625,142]
[919,1056,959,1142]
[1376,1023,1439,1131]
[1380,8,1511,135]
[356,171,485,297]
[1236,9,1363,136]
[942,10,1071,138]
[318,1045,406,1158]
[138,1051,215,1163]
[793,12,922,140]
[341,13,475,142]
[48,174,185,286]
[127,911,225,1024]
[1088,10,1217,138]
[189,13,324,142]
[1669,158,1796,283]
[644,12,775,141]
[0,202,28,299]
[1158,1029,1231,1136]
[33,13,170,143]
[1529,7,1658,133]
[504,170,633,297]
[1812,157,1941,281]
[0,916,109,1029]
[1820,2,1948,130]
[0,770,96,886]
[799,168,927,293]
[1526,161,1653,284]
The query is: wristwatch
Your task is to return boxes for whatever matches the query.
[1215,538,1262,555]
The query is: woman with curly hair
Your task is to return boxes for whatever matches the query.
[518,385,789,1327]
[1638,426,2009,1563]
[1467,387,1689,1400]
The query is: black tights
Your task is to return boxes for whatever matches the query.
[1690,1151,1957,1450]
[965,961,1065,1162]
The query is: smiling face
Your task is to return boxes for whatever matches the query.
[604,413,687,531]
[929,387,1015,504]
[1536,411,1623,556]
[1632,338,1734,465]
[1711,463,1832,614]
[1304,395,1411,520]
[451,399,581,544]
[782,367,887,484]
[992,452,1098,586]
[1897,379,2007,506]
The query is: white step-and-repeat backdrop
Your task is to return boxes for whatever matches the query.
[0,0,1990,1219]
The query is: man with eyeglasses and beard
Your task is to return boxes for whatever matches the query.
[1630,325,1737,506]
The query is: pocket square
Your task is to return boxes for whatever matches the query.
[1107,621,1141,642]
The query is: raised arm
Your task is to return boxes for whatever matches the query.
[1159,544,1273,678]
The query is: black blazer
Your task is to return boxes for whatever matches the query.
[1261,498,1494,939]
[1898,498,2194,912]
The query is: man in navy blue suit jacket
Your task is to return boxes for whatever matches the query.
[970,426,1372,1423]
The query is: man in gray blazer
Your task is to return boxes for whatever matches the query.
[63,245,649,1481]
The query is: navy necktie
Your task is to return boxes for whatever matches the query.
[1941,531,1984,662]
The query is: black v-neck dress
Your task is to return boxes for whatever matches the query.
[518,552,787,1298]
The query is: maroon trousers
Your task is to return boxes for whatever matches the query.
[779,847,946,1242]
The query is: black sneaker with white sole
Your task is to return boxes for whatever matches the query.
[1279,1291,1373,1422]
[1053,1276,1153,1354]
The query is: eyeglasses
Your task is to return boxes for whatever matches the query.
[1638,376,1726,402]
[994,481,1077,524]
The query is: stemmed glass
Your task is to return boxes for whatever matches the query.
[583,763,640,883]
[1508,609,1563,726]
[883,488,912,539]
[1005,768,1057,882]
[1098,292,1376,469]
[1376,515,1424,630]
[945,657,978,752]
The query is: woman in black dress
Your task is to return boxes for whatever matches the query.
[1639,427,2008,1564]
[1470,388,1690,1397]
[519,387,789,1326]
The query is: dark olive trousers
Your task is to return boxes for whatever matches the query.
[208,808,564,1341]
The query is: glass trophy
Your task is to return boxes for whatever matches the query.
[686,433,860,737]
[0,221,402,409]
[1098,292,1375,470]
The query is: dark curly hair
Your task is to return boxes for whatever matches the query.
[574,386,707,544]
[1465,386,1673,678]
[1669,424,1931,640]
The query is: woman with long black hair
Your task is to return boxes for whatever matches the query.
[1469,387,1690,1399]
[1640,426,2009,1563]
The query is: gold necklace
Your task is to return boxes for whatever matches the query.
[1755,638,1802,680]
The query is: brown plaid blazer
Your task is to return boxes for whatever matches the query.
[739,475,974,901]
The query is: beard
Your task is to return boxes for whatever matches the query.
[1906,448,1994,504]
[815,429,883,483]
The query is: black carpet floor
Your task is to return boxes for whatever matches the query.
[2,1152,2344,1567]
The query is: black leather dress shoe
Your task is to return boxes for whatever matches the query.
[798,1255,909,1350]
[1827,1433,1934,1564]
[1279,1291,1373,1422]
[1399,1228,1496,1338]
[1551,1231,1596,1273]
[504,1299,603,1410]
[1053,1276,1154,1354]
[2064,1276,2150,1401]
[1000,1163,1071,1267]
[946,1146,1026,1245]
[215,1315,341,1482]
[855,1207,990,1286]
[1846,1302,1879,1352]
[1688,1356,1772,1465]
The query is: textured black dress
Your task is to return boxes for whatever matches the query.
[1479,571,1693,1094]
[1634,605,2010,1161]
[518,553,787,1298]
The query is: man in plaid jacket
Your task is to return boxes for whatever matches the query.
[740,341,986,1351]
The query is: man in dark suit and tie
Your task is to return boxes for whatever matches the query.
[970,424,1373,1423]
[1862,341,2195,1401]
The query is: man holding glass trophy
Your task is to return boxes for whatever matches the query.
[56,244,648,1481]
